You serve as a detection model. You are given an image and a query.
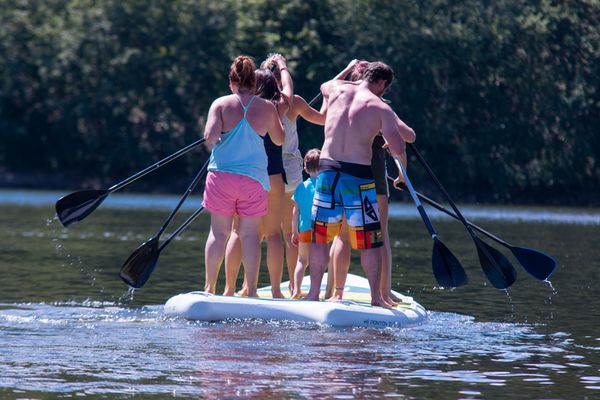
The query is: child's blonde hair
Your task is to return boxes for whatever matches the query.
[304,148,321,173]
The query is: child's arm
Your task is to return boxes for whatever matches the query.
[291,203,300,246]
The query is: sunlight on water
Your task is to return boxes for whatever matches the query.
[544,280,558,295]
[2,189,600,225]
[0,302,597,398]
[46,215,58,226]
[117,287,137,304]
[502,289,516,316]
[2,198,599,398]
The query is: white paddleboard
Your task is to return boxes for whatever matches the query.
[164,273,427,328]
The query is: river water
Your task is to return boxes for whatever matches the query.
[0,190,599,399]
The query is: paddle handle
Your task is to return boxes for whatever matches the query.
[156,158,210,237]
[159,206,205,251]
[393,157,437,239]
[107,138,206,193]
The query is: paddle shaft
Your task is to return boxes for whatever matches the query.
[408,144,479,237]
[159,206,205,251]
[307,61,356,107]
[408,143,520,289]
[392,157,437,239]
[388,177,554,281]
[107,137,206,193]
[420,194,510,247]
[156,158,210,238]
[308,92,322,106]
[387,175,511,248]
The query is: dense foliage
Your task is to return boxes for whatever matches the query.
[1,0,598,204]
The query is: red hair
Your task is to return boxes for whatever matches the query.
[229,56,256,90]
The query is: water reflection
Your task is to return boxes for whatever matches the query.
[2,198,600,398]
[0,301,599,398]
[2,189,600,225]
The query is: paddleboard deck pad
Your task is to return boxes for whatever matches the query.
[164,273,427,328]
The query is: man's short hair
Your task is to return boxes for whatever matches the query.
[363,62,394,87]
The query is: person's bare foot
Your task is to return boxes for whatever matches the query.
[271,289,285,299]
[302,292,320,301]
[389,292,402,303]
[382,296,399,307]
[291,291,305,300]
[327,293,343,302]
[223,289,235,296]
[371,296,393,309]
[236,288,248,297]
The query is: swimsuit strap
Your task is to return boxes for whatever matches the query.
[235,94,255,117]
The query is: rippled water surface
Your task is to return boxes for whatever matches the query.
[1,191,599,399]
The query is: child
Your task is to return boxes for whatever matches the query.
[290,148,320,299]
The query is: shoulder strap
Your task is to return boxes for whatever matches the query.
[235,95,256,117]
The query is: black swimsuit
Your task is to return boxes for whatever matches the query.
[263,133,287,183]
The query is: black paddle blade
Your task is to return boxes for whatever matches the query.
[473,236,517,289]
[119,237,160,288]
[55,190,108,227]
[432,238,468,288]
[511,246,557,281]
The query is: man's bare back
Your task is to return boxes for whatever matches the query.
[304,61,416,307]
[320,78,414,165]
[320,82,385,164]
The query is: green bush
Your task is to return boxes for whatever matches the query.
[1,0,598,204]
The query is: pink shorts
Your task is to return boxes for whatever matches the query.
[203,171,267,217]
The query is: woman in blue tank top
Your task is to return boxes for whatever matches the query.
[223,54,293,299]
[202,56,284,298]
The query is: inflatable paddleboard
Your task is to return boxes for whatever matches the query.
[164,273,427,328]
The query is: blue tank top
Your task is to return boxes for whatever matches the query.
[208,95,270,191]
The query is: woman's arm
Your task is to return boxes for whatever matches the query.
[333,59,359,80]
[274,55,294,103]
[295,95,326,126]
[203,99,223,145]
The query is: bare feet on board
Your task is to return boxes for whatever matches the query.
[382,295,399,308]
[371,296,393,309]
[290,291,305,300]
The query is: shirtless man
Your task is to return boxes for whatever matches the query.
[305,62,416,307]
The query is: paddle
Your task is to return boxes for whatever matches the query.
[407,144,517,289]
[119,206,206,288]
[387,176,556,281]
[392,156,468,288]
[119,158,209,288]
[55,137,207,227]
[306,60,360,107]
[308,92,322,106]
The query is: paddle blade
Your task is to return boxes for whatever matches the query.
[55,190,108,227]
[473,236,517,289]
[510,246,557,281]
[432,238,468,288]
[119,238,160,288]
